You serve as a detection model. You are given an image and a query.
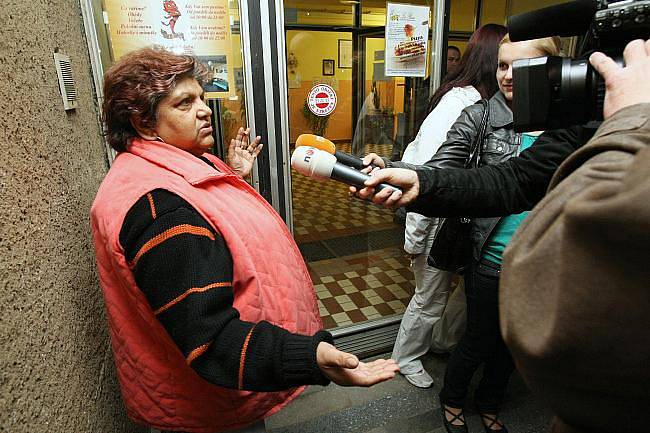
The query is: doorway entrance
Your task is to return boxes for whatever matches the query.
[284,1,436,342]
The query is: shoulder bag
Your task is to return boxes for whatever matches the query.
[427,99,489,274]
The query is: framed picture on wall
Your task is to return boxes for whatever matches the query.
[338,39,352,69]
[322,59,335,76]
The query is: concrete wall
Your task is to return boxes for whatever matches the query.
[0,1,144,432]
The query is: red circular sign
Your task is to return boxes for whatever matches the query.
[307,85,337,116]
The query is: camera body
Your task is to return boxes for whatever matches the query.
[510,0,649,132]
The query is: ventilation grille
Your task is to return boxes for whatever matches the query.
[332,316,401,359]
[54,53,77,110]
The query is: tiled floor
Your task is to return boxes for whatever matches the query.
[291,142,414,329]
[309,247,415,329]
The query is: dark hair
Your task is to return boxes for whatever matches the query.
[102,47,210,152]
[447,45,461,54]
[426,23,507,116]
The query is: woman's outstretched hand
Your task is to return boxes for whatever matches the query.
[228,127,263,178]
[316,342,399,387]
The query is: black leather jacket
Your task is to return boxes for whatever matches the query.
[391,92,524,261]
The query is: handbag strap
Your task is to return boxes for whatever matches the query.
[465,99,489,169]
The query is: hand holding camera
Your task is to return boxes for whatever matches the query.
[589,39,650,118]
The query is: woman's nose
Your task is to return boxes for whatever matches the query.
[505,65,513,80]
[198,100,212,117]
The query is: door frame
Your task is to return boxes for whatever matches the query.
[272,1,449,353]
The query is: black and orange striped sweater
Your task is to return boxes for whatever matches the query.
[119,185,333,391]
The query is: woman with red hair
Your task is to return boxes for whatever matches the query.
[92,47,398,433]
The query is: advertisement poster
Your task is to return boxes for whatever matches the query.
[104,0,234,98]
[384,3,430,77]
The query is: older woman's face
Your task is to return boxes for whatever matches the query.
[154,77,213,156]
[497,41,544,102]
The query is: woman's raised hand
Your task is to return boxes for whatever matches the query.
[228,127,263,178]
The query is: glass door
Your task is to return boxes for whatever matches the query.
[285,1,436,334]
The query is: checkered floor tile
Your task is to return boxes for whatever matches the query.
[308,246,416,329]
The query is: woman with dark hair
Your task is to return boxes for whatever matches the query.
[91,47,398,433]
[385,23,508,389]
[361,33,561,432]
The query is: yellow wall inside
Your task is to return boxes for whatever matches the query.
[450,0,476,31]
[230,34,243,69]
[509,0,569,16]
[286,31,410,143]
[365,38,384,82]
[287,30,353,142]
[447,0,508,52]
[481,0,508,26]
[287,30,353,80]
[284,1,355,26]
[362,8,388,27]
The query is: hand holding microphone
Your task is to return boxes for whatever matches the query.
[291,146,401,195]
[295,134,380,170]
[352,167,420,209]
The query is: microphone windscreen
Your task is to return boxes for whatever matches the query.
[296,134,336,154]
[291,146,336,180]
[508,0,596,41]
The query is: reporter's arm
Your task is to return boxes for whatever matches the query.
[409,125,593,217]
[409,39,650,217]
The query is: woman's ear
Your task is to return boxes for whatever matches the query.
[131,116,158,141]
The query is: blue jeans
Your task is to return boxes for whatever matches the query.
[439,259,515,413]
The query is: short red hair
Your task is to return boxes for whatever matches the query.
[102,47,209,152]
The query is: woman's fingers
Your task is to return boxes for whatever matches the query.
[240,127,250,148]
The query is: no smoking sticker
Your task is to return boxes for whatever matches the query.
[307,84,337,116]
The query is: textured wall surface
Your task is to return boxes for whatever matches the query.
[0,2,144,432]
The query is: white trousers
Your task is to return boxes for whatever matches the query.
[392,226,467,375]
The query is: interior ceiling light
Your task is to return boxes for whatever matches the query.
[339,0,360,4]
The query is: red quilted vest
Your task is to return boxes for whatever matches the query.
[90,139,322,432]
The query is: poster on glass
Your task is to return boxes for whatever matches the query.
[104,0,235,98]
[384,2,430,77]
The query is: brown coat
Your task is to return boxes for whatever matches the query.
[500,103,650,433]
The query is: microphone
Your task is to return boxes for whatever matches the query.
[296,134,370,170]
[507,0,597,41]
[291,146,401,194]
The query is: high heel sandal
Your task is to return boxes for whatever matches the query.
[479,413,508,433]
[441,404,469,433]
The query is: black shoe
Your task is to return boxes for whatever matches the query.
[441,404,469,433]
[479,413,508,433]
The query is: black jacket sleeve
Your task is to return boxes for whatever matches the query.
[408,124,598,217]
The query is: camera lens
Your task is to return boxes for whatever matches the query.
[512,56,603,132]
